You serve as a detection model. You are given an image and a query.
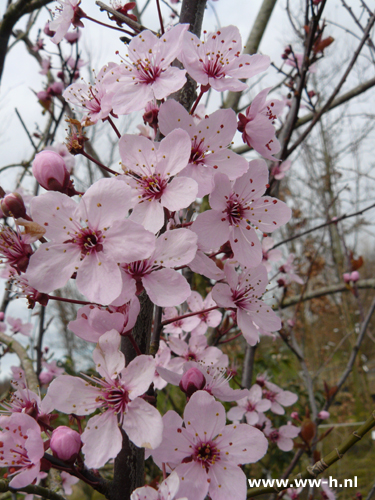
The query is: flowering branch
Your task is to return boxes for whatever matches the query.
[0,479,66,500]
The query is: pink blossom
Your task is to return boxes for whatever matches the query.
[271,160,291,180]
[179,367,206,397]
[261,237,282,273]
[284,53,317,73]
[131,471,187,500]
[39,360,64,385]
[279,254,303,285]
[0,226,34,274]
[7,317,32,337]
[150,390,268,500]
[68,299,140,343]
[237,88,284,161]
[343,271,359,283]
[120,130,197,233]
[118,228,197,307]
[227,384,271,425]
[1,193,27,219]
[167,335,227,372]
[187,291,222,336]
[61,471,79,495]
[44,143,75,172]
[32,150,73,194]
[318,410,330,420]
[192,162,291,268]
[0,412,44,488]
[153,340,173,390]
[63,63,116,125]
[46,330,163,468]
[50,426,81,462]
[50,0,85,45]
[157,361,248,402]
[25,178,155,304]
[162,306,201,337]
[158,100,248,197]
[106,25,188,115]
[212,263,281,345]
[181,26,270,92]
[66,56,86,70]
[64,29,81,44]
[39,57,51,75]
[265,422,300,451]
[261,380,298,415]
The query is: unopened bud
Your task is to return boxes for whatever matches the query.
[64,30,81,44]
[291,411,300,420]
[317,411,330,420]
[179,367,206,397]
[50,426,81,462]
[44,22,55,37]
[48,81,64,96]
[32,151,70,193]
[0,193,27,218]
[350,271,359,282]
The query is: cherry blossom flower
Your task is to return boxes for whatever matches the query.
[68,298,140,343]
[192,161,291,268]
[167,335,226,372]
[163,306,201,338]
[271,160,291,180]
[61,471,79,495]
[0,412,44,488]
[105,25,188,115]
[261,380,298,415]
[212,263,281,345]
[7,317,32,337]
[131,471,188,500]
[237,88,284,161]
[158,100,248,197]
[181,26,270,92]
[158,360,250,403]
[118,228,197,307]
[187,291,222,336]
[46,330,163,468]
[284,53,316,73]
[153,340,174,390]
[49,0,86,45]
[227,384,271,425]
[261,237,282,273]
[265,422,300,451]
[39,360,64,385]
[25,178,155,304]
[0,226,34,274]
[150,390,268,500]
[63,63,117,125]
[44,143,75,172]
[119,130,197,233]
[279,254,303,286]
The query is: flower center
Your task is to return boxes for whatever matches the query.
[194,441,220,471]
[224,196,247,226]
[263,390,276,402]
[103,385,130,415]
[134,59,162,84]
[269,430,279,443]
[75,227,104,256]
[138,175,167,201]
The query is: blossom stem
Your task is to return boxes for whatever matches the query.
[161,306,219,326]
[218,332,242,344]
[189,86,207,115]
[80,150,118,175]
[106,116,121,139]
[155,0,165,34]
[83,15,136,36]
[47,295,97,306]
[162,462,167,480]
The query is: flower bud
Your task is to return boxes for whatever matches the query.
[64,30,81,44]
[50,426,81,462]
[179,367,206,398]
[317,411,330,420]
[44,22,55,37]
[291,411,300,420]
[32,151,70,193]
[350,271,359,282]
[0,193,27,218]
[48,81,64,96]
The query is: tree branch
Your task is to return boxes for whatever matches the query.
[0,479,66,500]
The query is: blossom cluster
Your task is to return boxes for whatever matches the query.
[0,3,310,500]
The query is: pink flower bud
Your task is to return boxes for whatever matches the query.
[350,271,359,282]
[44,22,55,37]
[179,367,206,398]
[64,30,81,44]
[32,151,70,193]
[48,81,64,96]
[0,193,27,218]
[291,411,300,420]
[343,273,351,283]
[0,312,4,321]
[317,411,330,420]
[39,371,54,385]
[50,426,81,462]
